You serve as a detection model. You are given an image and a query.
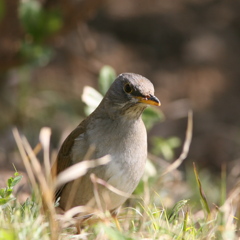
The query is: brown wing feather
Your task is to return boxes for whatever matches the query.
[52,119,87,199]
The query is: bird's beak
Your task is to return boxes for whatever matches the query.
[134,95,161,106]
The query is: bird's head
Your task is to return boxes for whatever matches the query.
[103,73,160,119]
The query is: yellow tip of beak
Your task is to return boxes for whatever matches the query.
[135,95,161,106]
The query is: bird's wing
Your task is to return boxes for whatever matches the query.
[52,119,87,199]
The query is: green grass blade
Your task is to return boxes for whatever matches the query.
[193,163,210,216]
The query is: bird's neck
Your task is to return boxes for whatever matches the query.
[120,105,146,120]
[104,104,146,121]
[95,97,147,121]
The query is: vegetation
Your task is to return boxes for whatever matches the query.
[0,68,239,240]
[1,1,240,239]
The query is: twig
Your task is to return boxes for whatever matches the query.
[161,110,193,176]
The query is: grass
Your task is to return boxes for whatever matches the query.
[0,119,239,239]
[0,176,239,240]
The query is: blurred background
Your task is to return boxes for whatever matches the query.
[0,0,240,204]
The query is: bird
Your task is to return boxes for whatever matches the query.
[53,73,160,219]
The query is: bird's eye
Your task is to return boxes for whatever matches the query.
[124,83,133,94]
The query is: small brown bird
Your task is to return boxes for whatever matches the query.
[54,73,160,217]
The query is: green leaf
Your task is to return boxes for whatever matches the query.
[7,178,13,188]
[0,189,5,198]
[0,229,15,240]
[142,107,164,130]
[11,175,23,187]
[152,136,181,161]
[0,197,15,206]
[5,189,13,198]
[0,198,8,205]
[98,66,116,95]
[7,175,22,188]
[19,0,62,42]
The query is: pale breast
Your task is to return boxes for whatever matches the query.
[70,116,147,210]
[89,117,147,189]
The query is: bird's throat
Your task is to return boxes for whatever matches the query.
[120,104,146,120]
